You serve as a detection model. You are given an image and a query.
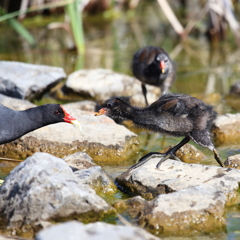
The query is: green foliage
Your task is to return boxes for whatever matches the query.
[0,0,85,54]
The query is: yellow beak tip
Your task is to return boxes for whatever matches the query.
[71,120,82,133]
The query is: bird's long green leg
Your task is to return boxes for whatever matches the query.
[129,152,164,170]
[156,136,190,169]
[141,83,149,106]
[129,136,191,171]
[213,148,224,167]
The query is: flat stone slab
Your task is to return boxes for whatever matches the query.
[0,61,66,100]
[116,158,240,204]
[0,109,139,163]
[0,153,112,234]
[36,221,159,240]
[212,113,240,145]
[139,186,226,235]
[65,68,161,106]
[114,186,227,235]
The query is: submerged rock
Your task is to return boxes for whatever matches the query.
[64,152,117,194]
[212,113,240,145]
[0,61,66,100]
[65,68,160,106]
[36,221,159,240]
[116,158,240,204]
[0,109,139,163]
[0,153,112,234]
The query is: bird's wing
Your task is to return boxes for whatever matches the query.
[151,95,190,116]
[149,96,194,133]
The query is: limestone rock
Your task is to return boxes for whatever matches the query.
[0,61,66,100]
[0,153,112,233]
[0,109,139,163]
[64,152,117,194]
[116,158,240,203]
[65,68,161,106]
[139,186,226,235]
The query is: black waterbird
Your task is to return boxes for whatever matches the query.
[95,93,224,169]
[132,46,175,106]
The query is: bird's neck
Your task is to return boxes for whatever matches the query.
[24,107,46,126]
[121,106,152,126]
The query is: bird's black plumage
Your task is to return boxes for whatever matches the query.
[96,93,223,168]
[0,104,77,145]
[132,46,175,106]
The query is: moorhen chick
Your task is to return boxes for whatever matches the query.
[95,93,224,169]
[132,46,175,106]
[0,104,81,145]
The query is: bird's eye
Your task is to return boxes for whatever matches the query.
[54,110,60,115]
[106,102,112,108]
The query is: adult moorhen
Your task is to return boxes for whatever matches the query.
[95,93,224,169]
[0,104,81,145]
[132,46,175,106]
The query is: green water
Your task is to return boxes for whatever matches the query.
[1,1,240,239]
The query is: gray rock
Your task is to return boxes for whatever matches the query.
[74,166,117,194]
[0,61,66,100]
[0,153,112,230]
[116,158,240,203]
[0,93,36,110]
[65,68,160,106]
[63,100,97,112]
[64,152,117,194]
[139,186,226,235]
[64,151,95,169]
[0,109,139,163]
[36,221,159,240]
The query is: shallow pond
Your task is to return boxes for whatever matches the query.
[0,1,240,239]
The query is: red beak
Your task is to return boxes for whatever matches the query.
[60,105,77,123]
[160,61,165,73]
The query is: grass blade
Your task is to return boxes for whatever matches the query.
[65,0,85,55]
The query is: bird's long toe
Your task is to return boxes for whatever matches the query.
[129,152,166,170]
[156,153,181,170]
